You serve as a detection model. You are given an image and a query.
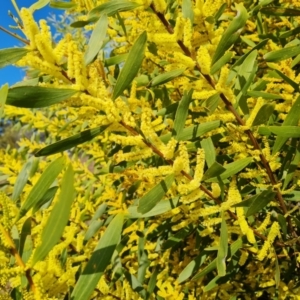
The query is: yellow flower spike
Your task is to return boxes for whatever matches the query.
[197,46,212,75]
[215,66,236,103]
[202,0,224,17]
[183,18,193,50]
[152,0,167,13]
[20,8,39,49]
[194,148,205,182]
[174,16,185,41]
[257,213,271,233]
[257,222,280,261]
[246,97,264,127]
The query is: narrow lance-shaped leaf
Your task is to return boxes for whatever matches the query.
[260,7,300,16]
[0,48,29,69]
[210,52,233,75]
[49,0,77,9]
[71,213,124,300]
[252,104,275,126]
[217,213,228,276]
[29,0,50,12]
[89,0,141,18]
[173,90,193,137]
[0,84,8,118]
[212,3,248,65]
[35,125,109,157]
[182,0,194,24]
[31,164,75,266]
[12,158,35,201]
[7,87,77,108]
[272,95,300,154]
[84,14,108,65]
[264,45,300,62]
[264,126,300,138]
[150,69,185,87]
[283,142,300,190]
[17,156,66,220]
[138,174,175,214]
[112,31,147,100]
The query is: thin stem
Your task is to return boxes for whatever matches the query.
[0,26,29,45]
[150,4,297,239]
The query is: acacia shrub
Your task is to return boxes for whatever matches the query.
[0,0,300,299]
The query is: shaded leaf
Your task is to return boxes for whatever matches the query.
[202,162,226,181]
[113,31,147,100]
[0,48,29,69]
[7,87,77,108]
[200,137,215,167]
[71,213,124,300]
[0,84,8,119]
[127,197,179,218]
[35,125,109,157]
[247,91,281,99]
[217,213,228,277]
[31,164,75,265]
[18,156,66,219]
[203,93,220,114]
[206,157,253,182]
[260,7,300,16]
[283,142,300,190]
[84,14,108,65]
[212,3,248,65]
[273,69,299,92]
[138,174,175,214]
[32,186,58,213]
[210,52,233,75]
[252,104,275,126]
[89,0,141,18]
[104,53,128,67]
[150,69,185,87]
[160,120,221,143]
[173,90,193,137]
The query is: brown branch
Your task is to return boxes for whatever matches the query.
[150,4,297,239]
[0,26,29,45]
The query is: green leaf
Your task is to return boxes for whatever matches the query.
[272,69,299,92]
[12,158,35,201]
[147,268,158,298]
[233,188,276,216]
[7,87,77,108]
[206,157,253,182]
[162,225,193,250]
[192,238,243,281]
[200,137,215,167]
[182,0,194,24]
[212,3,248,65]
[32,186,58,213]
[260,7,300,16]
[266,126,300,138]
[104,53,128,67]
[0,84,8,118]
[49,0,77,9]
[173,90,193,137]
[160,120,221,143]
[272,95,300,153]
[29,0,50,12]
[71,213,124,300]
[202,162,226,181]
[70,17,98,28]
[31,164,75,266]
[280,27,300,39]
[35,125,109,157]
[19,218,31,257]
[127,197,179,218]
[84,203,107,242]
[283,142,300,190]
[247,91,281,99]
[138,174,175,214]
[112,31,147,100]
[264,45,300,62]
[84,14,108,65]
[217,213,228,277]
[0,48,29,69]
[150,69,185,87]
[277,214,287,239]
[203,93,220,114]
[89,0,141,18]
[252,104,275,126]
[18,156,66,219]
[210,52,233,75]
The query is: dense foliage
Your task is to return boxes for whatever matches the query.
[1,0,300,299]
